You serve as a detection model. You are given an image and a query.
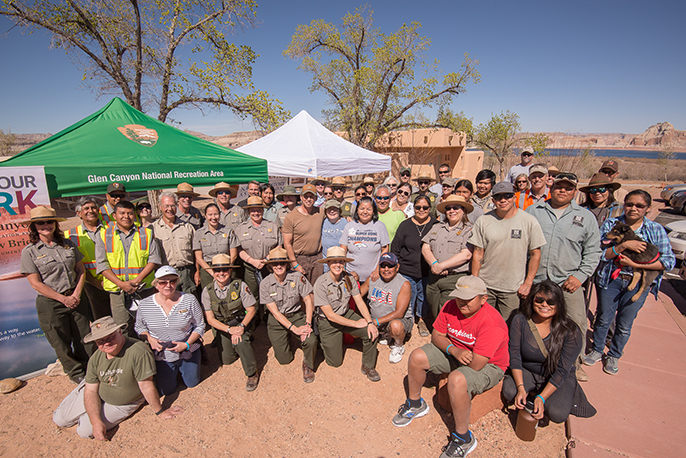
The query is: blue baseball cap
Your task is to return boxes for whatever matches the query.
[379,252,399,266]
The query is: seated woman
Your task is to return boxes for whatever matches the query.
[135,266,205,396]
[260,247,318,383]
[502,280,583,423]
[314,246,380,382]
[201,254,259,391]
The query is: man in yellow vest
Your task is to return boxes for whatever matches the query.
[99,183,128,226]
[66,196,111,320]
[95,200,161,330]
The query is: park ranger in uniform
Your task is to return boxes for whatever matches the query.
[276,185,300,226]
[260,247,317,383]
[209,182,246,232]
[175,182,205,229]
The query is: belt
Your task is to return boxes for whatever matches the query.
[175,265,193,270]
[61,288,75,296]
[283,310,302,319]
[616,273,633,282]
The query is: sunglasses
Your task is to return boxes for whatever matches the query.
[400,172,411,177]
[35,220,56,226]
[445,205,464,212]
[493,193,515,200]
[397,190,410,197]
[215,190,231,196]
[110,193,126,199]
[388,183,398,188]
[157,279,178,286]
[355,193,366,197]
[589,187,608,194]
[271,262,289,267]
[522,152,533,157]
[178,194,193,199]
[138,205,151,211]
[414,205,430,211]
[95,333,118,346]
[213,267,231,273]
[379,263,396,269]
[438,170,450,175]
[323,192,333,196]
[516,181,528,184]
[600,169,616,175]
[333,186,345,192]
[418,180,430,185]
[624,202,647,209]
[533,296,557,306]
[375,196,390,201]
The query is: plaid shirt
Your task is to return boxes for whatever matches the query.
[597,215,676,297]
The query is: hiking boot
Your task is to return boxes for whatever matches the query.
[69,375,85,385]
[246,373,259,391]
[417,320,430,337]
[302,362,315,384]
[576,366,589,382]
[582,350,603,366]
[392,398,429,427]
[440,432,477,458]
[361,365,381,382]
[603,356,619,375]
[389,344,406,364]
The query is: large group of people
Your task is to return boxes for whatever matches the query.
[19,158,675,457]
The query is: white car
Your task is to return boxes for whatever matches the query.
[665,220,686,261]
[660,183,686,203]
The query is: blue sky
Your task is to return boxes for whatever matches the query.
[1,0,684,136]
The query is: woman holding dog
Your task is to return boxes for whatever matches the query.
[583,190,675,376]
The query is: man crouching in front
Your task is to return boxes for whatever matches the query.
[53,316,182,440]
[391,276,509,457]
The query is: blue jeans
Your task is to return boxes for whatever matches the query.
[402,274,428,319]
[155,348,202,396]
[593,276,650,359]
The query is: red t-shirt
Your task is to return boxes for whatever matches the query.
[434,300,510,372]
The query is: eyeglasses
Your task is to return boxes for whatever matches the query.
[379,263,396,269]
[375,196,390,201]
[533,296,557,306]
[397,190,410,197]
[589,187,607,194]
[624,202,647,209]
[35,220,55,226]
[414,205,430,211]
[445,205,464,212]
[216,190,231,196]
[323,192,333,196]
[418,180,430,185]
[493,193,515,200]
[110,193,126,199]
[95,333,118,346]
[157,279,178,286]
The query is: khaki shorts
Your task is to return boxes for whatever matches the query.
[421,343,504,397]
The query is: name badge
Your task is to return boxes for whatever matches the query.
[178,309,188,313]
[270,292,277,297]
[243,233,249,236]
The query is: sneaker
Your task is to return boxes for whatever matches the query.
[378,338,388,346]
[246,373,259,391]
[417,320,430,337]
[302,362,315,384]
[582,350,603,366]
[603,356,619,375]
[389,344,406,364]
[440,432,477,458]
[392,398,429,427]
[360,365,381,382]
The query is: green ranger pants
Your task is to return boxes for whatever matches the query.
[215,327,257,377]
[318,309,378,369]
[267,310,318,369]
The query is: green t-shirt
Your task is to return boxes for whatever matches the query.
[377,209,406,243]
[85,338,157,406]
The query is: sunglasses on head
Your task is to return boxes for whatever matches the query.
[533,296,557,306]
[556,172,578,181]
[589,187,607,194]
[414,205,430,211]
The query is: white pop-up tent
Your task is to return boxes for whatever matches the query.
[237,110,391,178]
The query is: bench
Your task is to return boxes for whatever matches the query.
[436,375,504,424]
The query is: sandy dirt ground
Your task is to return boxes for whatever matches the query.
[0,324,567,458]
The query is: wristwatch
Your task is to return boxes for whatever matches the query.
[238,323,246,329]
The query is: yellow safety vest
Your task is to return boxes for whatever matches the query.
[65,225,104,282]
[101,225,154,292]
[99,204,115,226]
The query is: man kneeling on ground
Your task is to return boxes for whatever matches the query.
[391,275,509,458]
[361,252,413,364]
[53,317,182,440]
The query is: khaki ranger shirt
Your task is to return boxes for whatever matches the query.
[421,221,473,274]
[313,272,360,318]
[152,218,195,268]
[218,204,246,232]
[20,239,84,294]
[259,271,313,315]
[192,224,238,263]
[201,280,256,312]
[235,219,282,260]
[277,207,292,227]
[340,200,354,218]
[176,206,205,230]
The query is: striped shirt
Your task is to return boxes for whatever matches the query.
[134,293,205,362]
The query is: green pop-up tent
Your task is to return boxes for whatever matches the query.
[0,97,268,197]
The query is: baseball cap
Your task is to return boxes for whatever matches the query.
[301,183,317,196]
[600,160,619,173]
[379,252,399,266]
[324,199,341,210]
[491,181,515,195]
[107,182,126,194]
[399,166,411,175]
[529,164,548,175]
[521,146,534,156]
[155,265,179,279]
[553,172,579,187]
[449,276,488,300]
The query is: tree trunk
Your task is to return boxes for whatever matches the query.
[147,190,162,218]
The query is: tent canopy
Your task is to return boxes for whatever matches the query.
[237,110,391,178]
[1,98,268,197]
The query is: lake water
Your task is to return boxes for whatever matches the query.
[544,148,686,161]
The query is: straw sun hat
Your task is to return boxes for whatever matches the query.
[21,205,66,225]
[436,195,474,215]
[317,246,354,263]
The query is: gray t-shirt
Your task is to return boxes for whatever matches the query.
[468,209,547,293]
[368,273,412,322]
[339,220,390,282]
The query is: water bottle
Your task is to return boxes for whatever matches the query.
[515,400,538,441]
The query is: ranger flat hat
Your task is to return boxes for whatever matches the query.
[436,195,473,215]
[209,182,238,198]
[264,246,295,264]
[317,246,354,263]
[84,316,125,343]
[311,176,330,186]
[175,182,200,197]
[21,205,66,224]
[331,177,348,188]
[211,253,239,269]
[241,196,267,209]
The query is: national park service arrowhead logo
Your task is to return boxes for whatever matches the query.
[118,124,158,147]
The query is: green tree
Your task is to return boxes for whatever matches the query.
[1,0,289,131]
[284,6,480,149]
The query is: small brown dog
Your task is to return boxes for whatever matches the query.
[604,222,662,302]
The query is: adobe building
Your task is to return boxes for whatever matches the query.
[373,128,484,181]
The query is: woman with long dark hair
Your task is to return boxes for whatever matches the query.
[502,280,584,423]
[579,173,623,227]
